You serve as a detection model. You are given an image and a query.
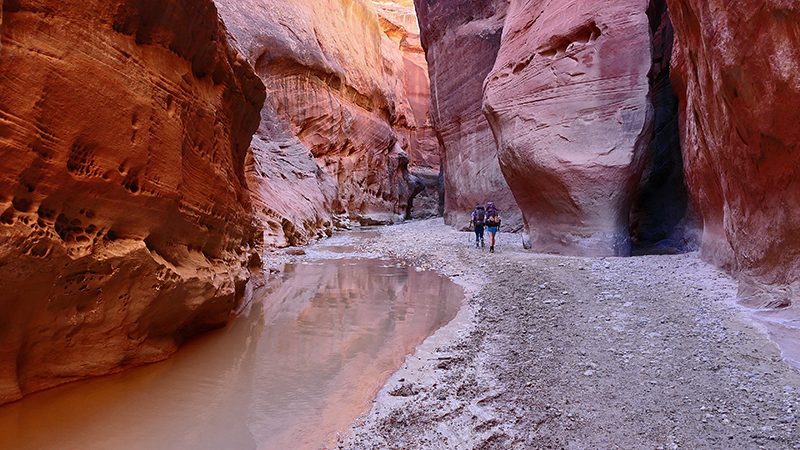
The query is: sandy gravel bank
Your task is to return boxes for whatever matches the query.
[332,218,800,449]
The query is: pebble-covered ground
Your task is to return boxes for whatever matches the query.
[323,218,800,450]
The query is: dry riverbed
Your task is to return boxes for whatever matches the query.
[312,218,800,450]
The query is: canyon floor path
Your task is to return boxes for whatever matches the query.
[330,218,800,449]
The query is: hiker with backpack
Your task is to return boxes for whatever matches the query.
[485,202,501,253]
[470,204,486,248]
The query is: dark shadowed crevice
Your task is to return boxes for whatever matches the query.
[629,0,699,255]
[405,173,425,220]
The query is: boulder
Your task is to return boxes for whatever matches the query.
[413,0,523,232]
[0,0,264,404]
[483,0,654,256]
[666,0,800,307]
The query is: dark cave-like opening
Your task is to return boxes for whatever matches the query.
[629,0,699,255]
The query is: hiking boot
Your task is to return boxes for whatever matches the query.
[475,242,479,248]
[480,239,485,248]
[490,246,494,253]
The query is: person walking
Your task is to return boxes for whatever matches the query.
[470,204,486,248]
[485,202,501,253]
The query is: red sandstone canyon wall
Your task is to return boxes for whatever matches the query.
[215,0,441,239]
[375,0,442,219]
[483,0,655,256]
[413,0,523,232]
[0,0,264,404]
[665,0,800,308]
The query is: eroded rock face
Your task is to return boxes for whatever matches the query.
[375,0,442,220]
[414,0,523,232]
[483,0,654,256]
[216,0,439,237]
[666,0,800,307]
[375,0,439,170]
[0,0,264,404]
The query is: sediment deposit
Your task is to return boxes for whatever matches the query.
[341,219,800,450]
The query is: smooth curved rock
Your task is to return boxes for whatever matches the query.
[216,0,439,237]
[0,0,264,404]
[414,0,523,232]
[483,0,654,256]
[666,0,800,307]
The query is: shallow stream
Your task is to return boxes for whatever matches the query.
[0,230,463,450]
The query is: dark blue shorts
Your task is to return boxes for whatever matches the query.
[487,227,498,234]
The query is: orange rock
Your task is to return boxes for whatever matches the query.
[216,0,440,236]
[0,0,264,404]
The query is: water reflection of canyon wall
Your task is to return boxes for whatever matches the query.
[0,258,462,450]
[0,0,264,405]
[0,0,442,403]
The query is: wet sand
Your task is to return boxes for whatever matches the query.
[332,218,800,450]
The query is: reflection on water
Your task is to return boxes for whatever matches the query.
[0,257,462,450]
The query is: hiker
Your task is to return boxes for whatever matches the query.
[470,204,486,248]
[485,202,501,253]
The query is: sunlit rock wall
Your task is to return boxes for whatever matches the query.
[0,0,264,404]
[216,0,439,233]
[374,0,442,219]
[483,0,654,256]
[666,0,800,308]
[413,0,523,232]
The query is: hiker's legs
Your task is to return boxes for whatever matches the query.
[488,231,496,252]
[475,227,484,247]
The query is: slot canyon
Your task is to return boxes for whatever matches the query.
[1,0,799,448]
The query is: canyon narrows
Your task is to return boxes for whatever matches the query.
[0,0,439,404]
[415,0,800,351]
[1,0,800,447]
[215,0,442,247]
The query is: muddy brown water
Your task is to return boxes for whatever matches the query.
[0,232,463,450]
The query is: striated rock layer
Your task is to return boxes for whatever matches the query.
[414,0,523,232]
[374,0,442,220]
[216,0,440,243]
[0,0,264,404]
[666,1,800,308]
[375,0,439,170]
[483,0,654,256]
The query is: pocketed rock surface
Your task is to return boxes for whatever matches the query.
[338,218,800,449]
